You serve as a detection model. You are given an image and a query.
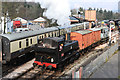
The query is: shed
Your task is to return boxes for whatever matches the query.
[31,17,46,27]
[13,17,27,24]
[70,30,92,50]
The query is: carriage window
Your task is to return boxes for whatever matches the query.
[50,33,52,37]
[51,32,53,37]
[41,36,43,39]
[48,33,50,37]
[45,34,46,38]
[39,36,41,39]
[55,32,56,37]
[53,32,55,37]
[42,35,44,39]
[56,32,58,36]
[57,32,59,36]
[26,39,29,47]
[30,39,32,44]
[46,33,48,37]
[19,41,21,48]
[43,35,45,38]
[40,36,43,39]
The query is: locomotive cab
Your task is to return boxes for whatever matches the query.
[33,37,79,69]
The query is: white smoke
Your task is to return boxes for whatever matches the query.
[35,0,71,27]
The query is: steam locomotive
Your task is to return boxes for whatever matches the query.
[33,37,79,70]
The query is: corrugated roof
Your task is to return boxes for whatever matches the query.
[45,37,64,42]
[57,26,65,29]
[57,24,76,29]
[76,23,83,26]
[69,16,79,21]
[34,17,46,22]
[90,28,101,31]
[97,27,109,30]
[1,27,58,41]
[75,30,92,35]
[70,24,76,27]
[13,17,27,23]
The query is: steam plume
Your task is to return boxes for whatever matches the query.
[35,0,71,27]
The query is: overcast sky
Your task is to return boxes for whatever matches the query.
[27,0,119,12]
[69,0,119,12]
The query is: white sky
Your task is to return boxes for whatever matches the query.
[27,0,120,12]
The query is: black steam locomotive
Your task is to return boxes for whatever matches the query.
[33,37,79,69]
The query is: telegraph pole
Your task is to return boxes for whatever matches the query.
[5,11,8,33]
[109,22,111,46]
[1,17,4,34]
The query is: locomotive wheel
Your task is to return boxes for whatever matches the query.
[60,66,64,72]
[58,65,64,72]
[69,57,74,63]
[42,64,46,70]
[60,68,64,72]
[75,52,80,60]
[48,65,53,71]
[38,65,42,68]
[81,51,84,56]
[33,63,37,67]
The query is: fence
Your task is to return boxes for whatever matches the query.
[82,43,118,78]
[64,42,119,79]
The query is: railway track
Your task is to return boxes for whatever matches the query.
[3,52,35,78]
[16,66,55,80]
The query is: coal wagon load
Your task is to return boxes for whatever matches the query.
[33,37,79,70]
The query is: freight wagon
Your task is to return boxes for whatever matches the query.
[70,30,93,50]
